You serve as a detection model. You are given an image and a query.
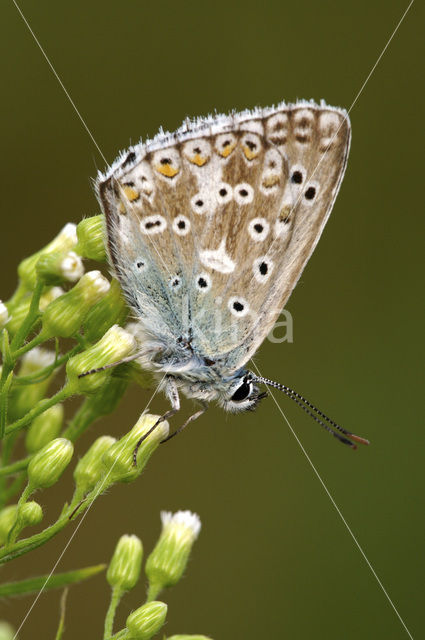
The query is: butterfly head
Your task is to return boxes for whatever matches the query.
[221,372,267,413]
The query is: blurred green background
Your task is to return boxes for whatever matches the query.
[1,1,423,638]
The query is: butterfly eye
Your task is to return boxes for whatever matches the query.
[231,379,252,402]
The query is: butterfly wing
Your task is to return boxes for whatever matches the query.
[208,103,351,370]
[98,101,350,372]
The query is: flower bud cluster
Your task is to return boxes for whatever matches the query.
[101,413,169,484]
[73,435,116,498]
[0,501,43,545]
[18,223,78,290]
[6,286,64,336]
[75,215,107,262]
[82,278,128,343]
[36,250,84,285]
[40,271,110,339]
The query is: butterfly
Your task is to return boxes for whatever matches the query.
[95,99,368,455]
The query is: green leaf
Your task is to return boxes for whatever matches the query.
[0,563,106,597]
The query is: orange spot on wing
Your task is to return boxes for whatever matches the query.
[262,175,280,188]
[190,153,208,166]
[122,186,140,201]
[156,164,179,178]
[219,143,236,158]
[243,146,259,160]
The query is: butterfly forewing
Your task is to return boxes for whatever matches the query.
[98,101,350,373]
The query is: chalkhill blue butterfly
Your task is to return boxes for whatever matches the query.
[93,99,369,457]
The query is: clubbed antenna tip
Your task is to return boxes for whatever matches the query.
[252,375,370,450]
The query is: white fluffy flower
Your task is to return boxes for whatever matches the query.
[60,251,84,282]
[20,347,56,373]
[84,270,110,295]
[160,510,202,540]
[0,300,9,329]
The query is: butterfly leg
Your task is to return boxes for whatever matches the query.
[160,401,208,444]
[132,376,180,466]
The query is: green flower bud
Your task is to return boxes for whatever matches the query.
[0,621,16,640]
[0,506,18,545]
[102,413,169,485]
[6,286,64,336]
[146,511,201,598]
[125,602,167,640]
[36,250,84,285]
[40,270,110,339]
[73,435,116,497]
[18,223,78,290]
[107,534,143,591]
[0,301,9,329]
[75,215,107,262]
[0,502,43,545]
[167,636,213,640]
[82,278,128,343]
[27,438,74,491]
[65,325,136,395]
[9,348,57,420]
[25,404,64,454]
[19,501,43,527]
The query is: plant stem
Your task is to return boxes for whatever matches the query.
[104,585,124,640]
[5,387,70,436]
[12,331,47,360]
[0,371,13,439]
[0,505,72,565]
[13,345,80,386]
[54,588,68,640]
[0,456,31,477]
[0,482,102,565]
[6,483,32,545]
[146,581,162,602]
[10,281,44,352]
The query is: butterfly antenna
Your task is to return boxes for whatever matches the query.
[252,376,369,449]
[77,352,144,378]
